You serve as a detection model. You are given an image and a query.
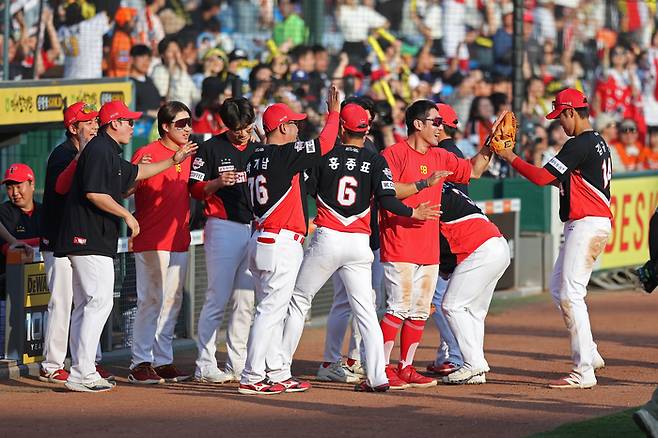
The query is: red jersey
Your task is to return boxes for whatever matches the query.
[131,140,191,252]
[439,183,502,264]
[379,140,471,265]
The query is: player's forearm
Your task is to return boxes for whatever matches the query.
[86,193,132,219]
[318,111,340,155]
[378,194,413,217]
[511,156,556,186]
[0,222,17,246]
[394,182,419,200]
[469,147,494,178]
[136,158,174,181]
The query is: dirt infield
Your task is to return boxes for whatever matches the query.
[1,290,656,438]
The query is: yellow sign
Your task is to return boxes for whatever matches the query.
[599,174,658,269]
[22,262,51,364]
[0,79,133,126]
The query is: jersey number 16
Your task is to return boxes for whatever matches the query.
[248,175,269,206]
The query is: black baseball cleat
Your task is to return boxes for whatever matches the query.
[633,261,658,294]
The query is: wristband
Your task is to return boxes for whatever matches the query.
[415,179,428,192]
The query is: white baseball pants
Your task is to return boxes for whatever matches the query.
[550,217,611,383]
[196,218,254,376]
[131,251,188,369]
[41,252,102,374]
[383,262,439,321]
[67,255,114,385]
[323,247,383,363]
[241,229,305,385]
[432,275,463,367]
[443,236,510,372]
[278,227,387,388]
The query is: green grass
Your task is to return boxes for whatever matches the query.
[488,292,550,315]
[529,408,643,437]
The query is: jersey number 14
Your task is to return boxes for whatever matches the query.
[601,157,612,189]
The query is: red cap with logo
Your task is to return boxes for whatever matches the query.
[343,65,364,79]
[99,100,143,126]
[436,103,459,128]
[340,104,369,133]
[262,103,307,133]
[546,88,589,120]
[64,102,99,129]
[2,163,35,184]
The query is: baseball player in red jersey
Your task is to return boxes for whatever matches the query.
[438,183,510,384]
[379,99,494,390]
[495,88,611,389]
[278,104,440,392]
[189,98,258,383]
[40,102,103,384]
[128,102,195,384]
[238,87,341,395]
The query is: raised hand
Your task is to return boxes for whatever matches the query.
[173,142,197,164]
[327,84,341,113]
[426,170,453,187]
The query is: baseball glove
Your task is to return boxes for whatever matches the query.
[486,110,517,152]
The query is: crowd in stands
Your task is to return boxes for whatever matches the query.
[2,0,658,174]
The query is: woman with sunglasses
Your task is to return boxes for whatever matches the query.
[128,101,196,385]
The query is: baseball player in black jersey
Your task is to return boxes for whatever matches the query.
[277,103,439,392]
[495,88,612,389]
[238,87,342,395]
[40,102,104,384]
[189,98,258,383]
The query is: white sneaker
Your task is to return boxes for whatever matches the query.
[442,368,486,385]
[343,359,367,378]
[548,372,596,389]
[593,352,605,371]
[65,378,115,393]
[194,367,236,383]
[316,362,361,383]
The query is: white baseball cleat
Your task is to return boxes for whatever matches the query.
[194,367,236,384]
[442,368,486,385]
[343,359,367,379]
[316,361,361,383]
[65,378,115,393]
[548,372,596,389]
[593,352,605,371]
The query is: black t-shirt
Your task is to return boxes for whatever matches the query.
[188,133,257,224]
[247,139,322,234]
[131,76,162,114]
[437,138,468,195]
[0,201,43,275]
[439,182,482,274]
[306,142,395,233]
[543,131,612,222]
[55,130,138,258]
[41,139,78,251]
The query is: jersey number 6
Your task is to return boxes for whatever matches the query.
[337,176,358,207]
[248,175,269,205]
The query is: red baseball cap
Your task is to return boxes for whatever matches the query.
[546,88,589,120]
[64,102,98,129]
[262,103,307,133]
[343,65,364,79]
[340,104,369,133]
[436,103,459,128]
[2,163,35,184]
[99,100,142,126]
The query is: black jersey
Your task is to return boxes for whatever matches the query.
[309,144,396,234]
[188,132,256,224]
[247,138,323,235]
[0,201,43,275]
[544,131,613,222]
[41,139,78,251]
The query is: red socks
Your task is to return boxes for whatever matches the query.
[399,319,426,369]
[380,313,403,363]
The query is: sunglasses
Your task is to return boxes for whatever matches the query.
[118,118,135,127]
[423,117,443,127]
[621,127,637,133]
[80,103,97,114]
[172,117,192,129]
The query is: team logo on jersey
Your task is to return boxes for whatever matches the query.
[381,181,395,190]
[383,168,393,180]
[305,140,316,153]
[190,171,205,181]
[218,165,235,172]
[192,157,204,170]
[235,171,247,183]
[328,157,340,170]
[420,165,428,175]
[548,157,567,174]
[360,161,371,173]
[294,141,305,152]
[346,158,357,170]
[73,236,87,245]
